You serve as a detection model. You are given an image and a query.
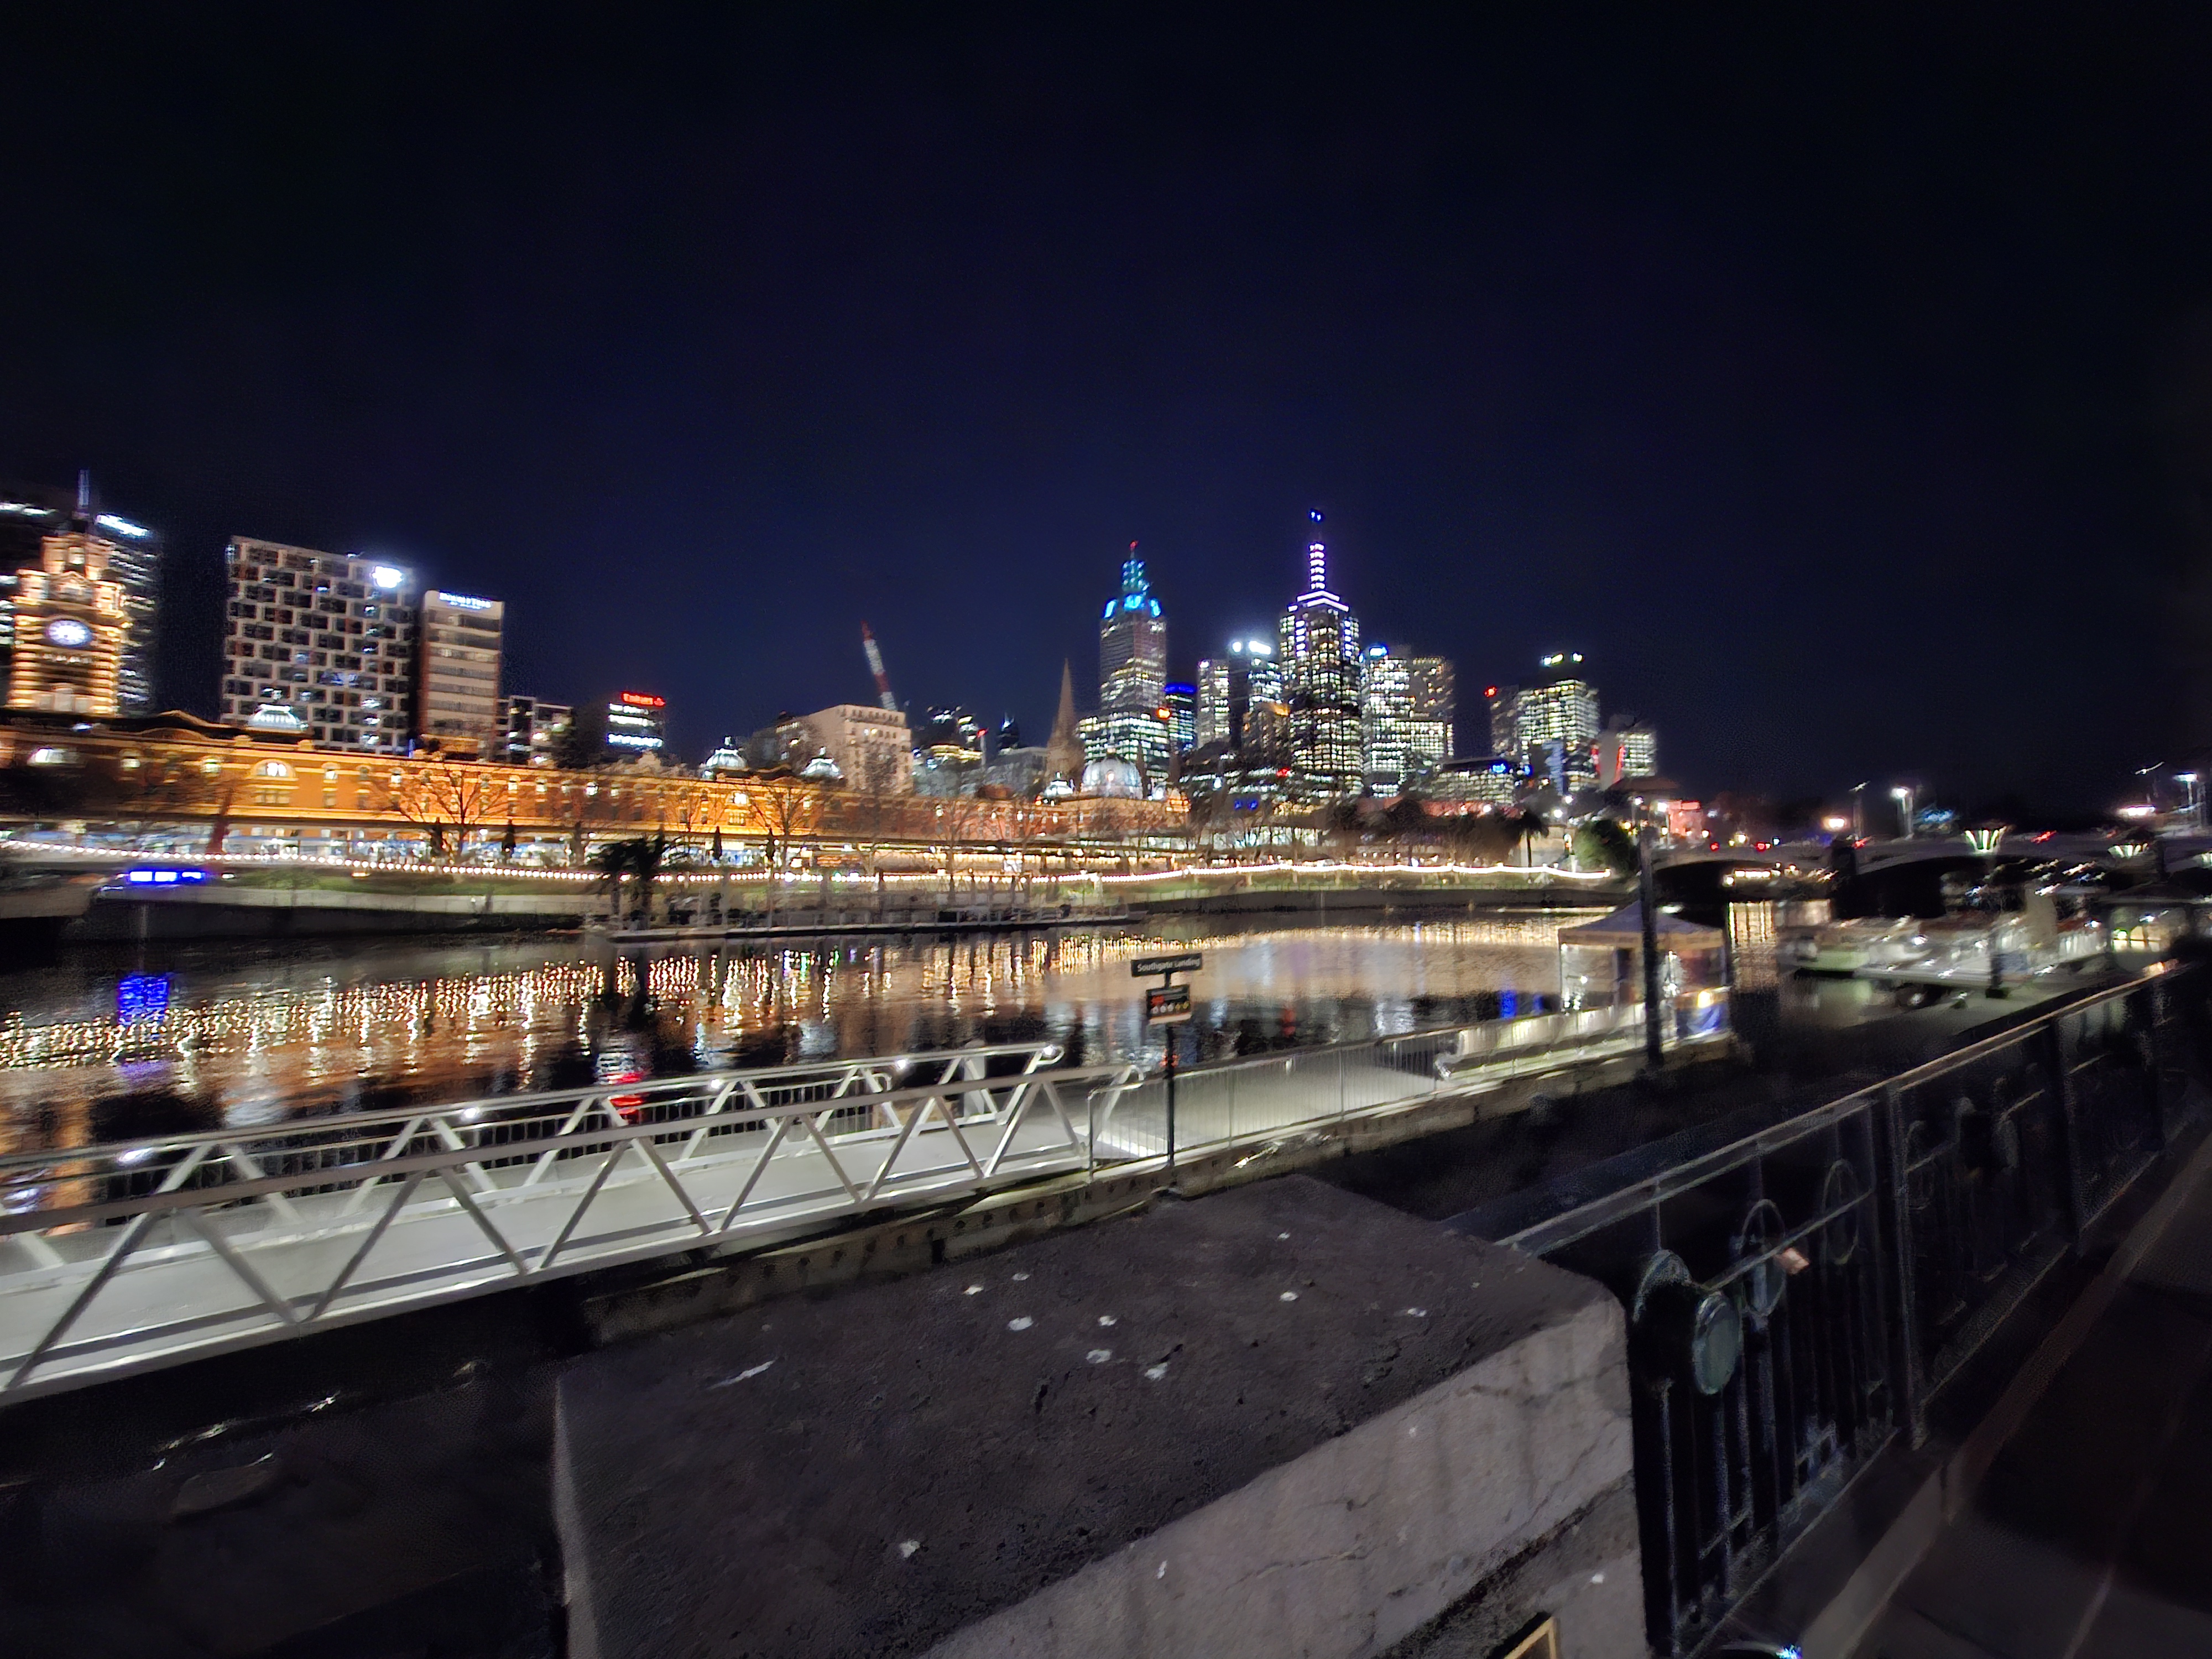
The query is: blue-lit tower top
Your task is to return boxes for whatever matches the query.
[1097,541,1170,784]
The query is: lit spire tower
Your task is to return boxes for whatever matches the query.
[1279,509,1364,797]
[1095,542,1170,787]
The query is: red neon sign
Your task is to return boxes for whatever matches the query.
[618,692,666,709]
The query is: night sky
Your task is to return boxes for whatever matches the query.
[7,6,2212,813]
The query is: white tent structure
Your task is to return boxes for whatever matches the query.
[1557,901,1725,1009]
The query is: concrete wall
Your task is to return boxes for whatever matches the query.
[555,1176,1644,1659]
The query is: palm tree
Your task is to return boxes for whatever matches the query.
[1511,807,1548,869]
[591,834,670,926]
[590,840,634,922]
[630,833,667,923]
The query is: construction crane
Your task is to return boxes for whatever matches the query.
[860,622,899,713]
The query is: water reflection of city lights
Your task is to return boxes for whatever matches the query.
[0,915,1608,1156]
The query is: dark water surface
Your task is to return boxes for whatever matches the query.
[0,913,1599,1153]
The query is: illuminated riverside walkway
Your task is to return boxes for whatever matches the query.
[0,998,1724,1400]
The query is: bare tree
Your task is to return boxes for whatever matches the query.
[930,792,993,903]
[843,748,909,918]
[750,773,822,926]
[377,758,499,857]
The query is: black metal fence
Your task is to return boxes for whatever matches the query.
[1493,966,2211,1655]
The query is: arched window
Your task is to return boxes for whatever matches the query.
[253,760,294,780]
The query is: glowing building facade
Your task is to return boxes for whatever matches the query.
[1597,718,1658,786]
[1194,637,1285,752]
[1407,654,1455,761]
[1,479,161,713]
[416,589,504,758]
[1279,518,1363,798]
[220,538,418,752]
[1508,652,1601,792]
[606,692,667,760]
[4,528,129,716]
[1359,644,1413,793]
[1096,551,1171,785]
[1161,682,1195,754]
[505,696,572,768]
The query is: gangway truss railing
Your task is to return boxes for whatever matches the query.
[0,1041,1128,1399]
[0,993,1731,1401]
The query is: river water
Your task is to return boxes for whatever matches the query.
[0,912,1615,1154]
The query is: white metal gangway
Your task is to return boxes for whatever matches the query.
[0,993,1730,1402]
[0,1042,1133,1401]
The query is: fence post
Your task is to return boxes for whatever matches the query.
[1875,1080,1927,1445]
[2048,1015,2091,1248]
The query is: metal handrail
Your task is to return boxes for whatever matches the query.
[1502,968,2159,1256]
[0,1040,1067,1173]
[0,1051,1140,1397]
[1488,963,2200,1656]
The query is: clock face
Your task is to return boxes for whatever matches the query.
[44,618,93,649]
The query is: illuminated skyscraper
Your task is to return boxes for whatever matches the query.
[1597,717,1658,786]
[416,589,504,758]
[1486,684,1519,757]
[1195,637,1284,752]
[1509,651,1601,792]
[606,692,667,760]
[1161,682,1195,752]
[1359,644,1412,792]
[1407,655,1455,761]
[1279,513,1363,797]
[220,538,418,751]
[1096,547,1171,784]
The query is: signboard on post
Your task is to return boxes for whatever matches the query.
[1146,983,1192,1026]
[1131,952,1203,978]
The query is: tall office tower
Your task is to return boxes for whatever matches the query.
[1097,547,1170,782]
[1194,637,1283,751]
[416,589,504,757]
[1279,513,1363,797]
[221,538,418,750]
[605,691,667,760]
[1,477,161,711]
[1161,681,1196,753]
[1513,651,1601,791]
[1195,656,1230,749]
[1359,644,1414,793]
[1486,683,1519,757]
[1597,717,1658,786]
[1406,655,1455,759]
[4,526,129,715]
[505,695,572,767]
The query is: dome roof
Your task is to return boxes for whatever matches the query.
[1081,756,1143,799]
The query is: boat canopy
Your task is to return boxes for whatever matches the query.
[1556,902,1724,951]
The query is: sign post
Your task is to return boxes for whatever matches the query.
[1134,953,1201,1172]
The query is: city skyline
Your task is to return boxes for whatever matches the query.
[8,12,2212,812]
[9,481,1543,790]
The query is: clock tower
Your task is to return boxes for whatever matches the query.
[7,528,128,717]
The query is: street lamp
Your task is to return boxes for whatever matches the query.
[1890,784,1916,841]
[1965,826,2010,998]
[2180,771,2201,830]
[1850,781,1869,841]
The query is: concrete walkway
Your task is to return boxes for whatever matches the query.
[1856,1139,2212,1658]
